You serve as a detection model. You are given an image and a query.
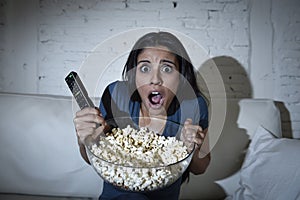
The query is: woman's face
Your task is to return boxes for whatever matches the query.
[135,46,180,116]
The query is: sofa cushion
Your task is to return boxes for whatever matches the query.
[0,93,103,198]
[231,126,300,200]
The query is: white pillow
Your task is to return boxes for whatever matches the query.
[232,126,300,200]
[237,99,282,139]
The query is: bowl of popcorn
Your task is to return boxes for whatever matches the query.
[84,117,195,192]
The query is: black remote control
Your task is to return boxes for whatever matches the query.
[65,71,95,109]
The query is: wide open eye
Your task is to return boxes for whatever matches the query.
[161,65,173,73]
[140,65,151,73]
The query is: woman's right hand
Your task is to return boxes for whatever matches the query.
[73,107,106,145]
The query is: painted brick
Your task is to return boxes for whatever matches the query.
[0,0,299,137]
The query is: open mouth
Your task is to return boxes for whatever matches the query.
[148,91,164,106]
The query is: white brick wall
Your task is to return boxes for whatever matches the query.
[0,0,299,136]
[271,0,300,137]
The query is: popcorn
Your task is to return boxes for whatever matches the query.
[89,125,191,191]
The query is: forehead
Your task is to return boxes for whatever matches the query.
[137,46,177,61]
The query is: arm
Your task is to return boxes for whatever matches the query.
[73,83,117,164]
[188,95,210,174]
[188,128,210,175]
[78,142,90,164]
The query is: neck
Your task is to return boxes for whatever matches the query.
[139,106,167,135]
[140,104,167,120]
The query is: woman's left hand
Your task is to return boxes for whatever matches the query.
[182,118,210,175]
[181,118,206,151]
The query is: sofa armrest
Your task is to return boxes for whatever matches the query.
[0,93,103,198]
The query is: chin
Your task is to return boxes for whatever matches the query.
[147,104,167,116]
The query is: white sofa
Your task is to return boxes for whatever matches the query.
[0,92,299,200]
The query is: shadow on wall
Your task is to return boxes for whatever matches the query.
[275,101,293,138]
[180,56,252,199]
[197,55,252,99]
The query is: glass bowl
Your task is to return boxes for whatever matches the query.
[84,116,195,192]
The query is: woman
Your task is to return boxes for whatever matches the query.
[74,31,210,200]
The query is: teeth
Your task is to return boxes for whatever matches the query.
[149,91,163,105]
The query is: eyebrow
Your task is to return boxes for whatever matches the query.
[137,60,150,64]
[137,59,176,66]
[160,59,176,66]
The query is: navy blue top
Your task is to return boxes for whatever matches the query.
[98,81,208,200]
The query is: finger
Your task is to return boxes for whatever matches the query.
[75,121,98,130]
[198,131,205,139]
[184,120,199,132]
[183,127,197,142]
[74,114,104,124]
[184,118,193,125]
[186,128,204,145]
[197,126,203,132]
[76,128,95,143]
[187,143,195,152]
[76,107,100,117]
[181,132,195,152]
[197,126,206,139]
[94,125,107,137]
[184,126,199,141]
[195,130,205,144]
[193,137,203,146]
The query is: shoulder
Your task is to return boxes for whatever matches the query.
[104,81,128,95]
[196,94,208,109]
[106,80,126,90]
[103,80,131,104]
[181,94,208,110]
[179,94,209,126]
[101,81,129,103]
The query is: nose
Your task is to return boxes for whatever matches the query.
[150,69,163,85]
